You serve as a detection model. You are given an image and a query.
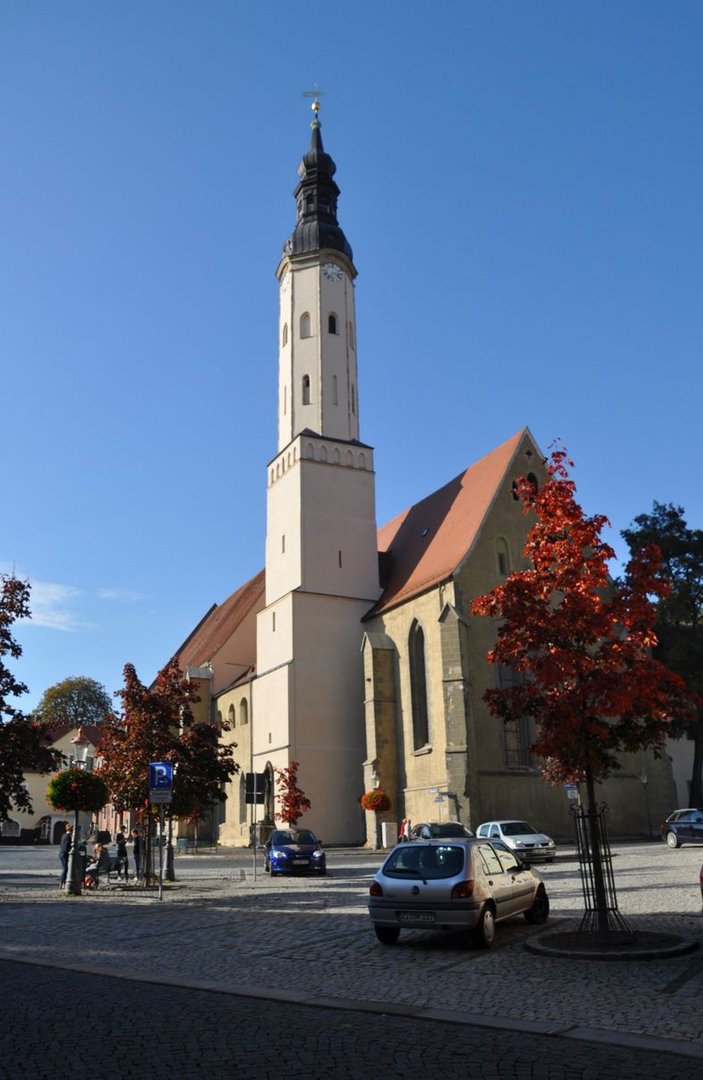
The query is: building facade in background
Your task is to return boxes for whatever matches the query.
[171,112,677,847]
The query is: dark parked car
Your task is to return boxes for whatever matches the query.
[410,821,474,840]
[659,809,703,848]
[264,828,326,874]
[368,838,549,948]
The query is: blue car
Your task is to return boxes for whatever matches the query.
[659,809,703,848]
[264,828,327,875]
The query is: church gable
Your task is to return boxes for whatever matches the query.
[173,569,265,696]
[369,428,537,618]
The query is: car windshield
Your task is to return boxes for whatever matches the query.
[272,830,317,845]
[501,821,537,836]
[430,823,473,837]
[384,844,465,879]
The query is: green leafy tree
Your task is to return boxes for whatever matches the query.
[275,761,311,826]
[0,574,60,820]
[34,676,112,728]
[472,449,695,933]
[622,502,703,805]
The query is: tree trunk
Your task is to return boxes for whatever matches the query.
[144,806,153,886]
[584,764,609,935]
[166,813,175,881]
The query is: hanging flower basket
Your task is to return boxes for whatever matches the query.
[360,789,391,813]
[46,768,108,814]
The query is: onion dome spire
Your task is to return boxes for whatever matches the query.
[283,97,353,260]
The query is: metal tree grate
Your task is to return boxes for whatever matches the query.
[571,802,634,936]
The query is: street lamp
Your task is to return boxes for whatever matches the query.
[71,729,88,769]
[64,730,91,896]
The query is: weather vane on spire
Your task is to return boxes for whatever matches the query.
[302,85,324,125]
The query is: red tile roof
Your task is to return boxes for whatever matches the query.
[368,429,530,616]
[174,569,265,670]
[44,723,104,747]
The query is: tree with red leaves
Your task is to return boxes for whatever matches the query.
[98,658,238,879]
[0,574,60,821]
[472,447,695,932]
[275,761,311,826]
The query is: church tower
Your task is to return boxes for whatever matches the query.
[252,103,381,843]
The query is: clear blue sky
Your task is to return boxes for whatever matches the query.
[3,2,702,712]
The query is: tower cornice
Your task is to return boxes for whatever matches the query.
[275,248,357,283]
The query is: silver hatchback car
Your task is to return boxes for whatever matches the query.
[368,838,549,948]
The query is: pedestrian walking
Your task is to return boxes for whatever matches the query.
[115,827,128,880]
[403,818,412,841]
[132,826,142,879]
[399,818,407,843]
[58,823,73,889]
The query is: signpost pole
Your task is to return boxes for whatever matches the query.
[158,805,164,902]
[149,762,173,901]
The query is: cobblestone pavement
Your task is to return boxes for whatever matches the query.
[2,957,702,1080]
[1,841,702,1069]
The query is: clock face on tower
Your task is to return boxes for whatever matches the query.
[322,262,344,282]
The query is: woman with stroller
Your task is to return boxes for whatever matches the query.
[83,843,110,888]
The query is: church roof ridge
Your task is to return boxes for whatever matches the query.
[366,428,536,617]
[173,569,265,672]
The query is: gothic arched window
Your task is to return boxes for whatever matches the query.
[240,699,248,726]
[300,312,311,338]
[332,375,338,405]
[409,620,430,750]
[228,704,235,728]
[328,313,338,334]
[302,375,311,405]
[496,537,510,577]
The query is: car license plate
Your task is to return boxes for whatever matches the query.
[398,911,434,924]
[292,858,308,865]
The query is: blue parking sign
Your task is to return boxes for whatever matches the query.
[150,762,173,789]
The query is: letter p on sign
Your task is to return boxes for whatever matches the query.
[150,762,173,789]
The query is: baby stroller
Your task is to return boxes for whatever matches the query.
[83,847,111,889]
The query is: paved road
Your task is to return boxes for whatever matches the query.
[2,957,701,1080]
[1,841,702,1075]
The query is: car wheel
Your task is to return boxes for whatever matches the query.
[524,885,550,925]
[472,905,496,949]
[374,925,400,945]
[666,831,680,849]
